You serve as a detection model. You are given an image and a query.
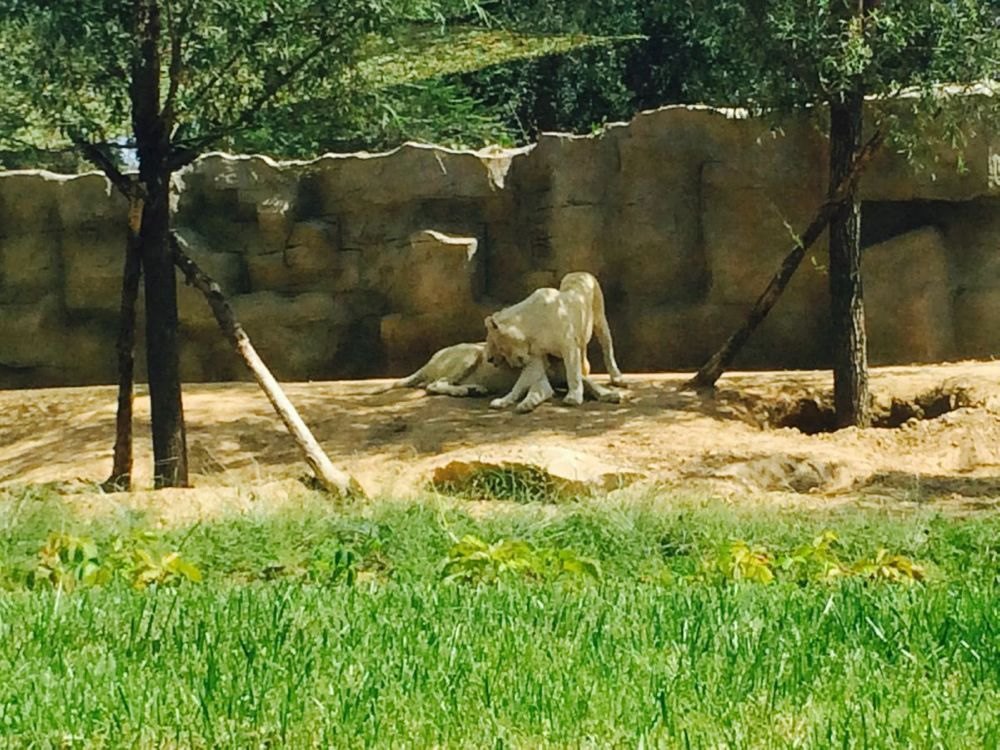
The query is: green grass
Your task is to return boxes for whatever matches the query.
[1,485,998,748]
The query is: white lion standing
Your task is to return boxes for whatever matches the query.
[484,271,625,412]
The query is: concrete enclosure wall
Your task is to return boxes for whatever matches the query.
[1,104,999,388]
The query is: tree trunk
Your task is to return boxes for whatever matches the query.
[170,233,364,498]
[686,131,884,390]
[533,55,561,135]
[102,196,144,492]
[131,0,188,487]
[140,181,188,487]
[828,91,871,427]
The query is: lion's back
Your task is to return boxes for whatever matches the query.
[424,342,522,392]
[494,275,597,355]
[419,342,486,382]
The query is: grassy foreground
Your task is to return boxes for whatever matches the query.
[0,485,998,748]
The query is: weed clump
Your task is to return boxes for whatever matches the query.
[700,531,927,585]
[441,534,601,584]
[14,532,202,591]
[431,464,576,503]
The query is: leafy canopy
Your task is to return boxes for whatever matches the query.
[0,0,629,162]
[682,0,998,107]
[2,0,995,162]
[0,0,405,161]
[384,1,999,153]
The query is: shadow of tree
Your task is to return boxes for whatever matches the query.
[2,376,728,483]
[3,363,1000,502]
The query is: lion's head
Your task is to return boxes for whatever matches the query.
[484,315,531,368]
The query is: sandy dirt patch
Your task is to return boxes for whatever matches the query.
[2,361,999,520]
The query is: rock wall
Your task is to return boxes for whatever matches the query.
[1,104,999,388]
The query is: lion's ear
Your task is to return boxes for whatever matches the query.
[485,315,498,331]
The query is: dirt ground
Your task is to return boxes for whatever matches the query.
[2,361,1000,520]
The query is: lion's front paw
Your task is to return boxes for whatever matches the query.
[489,398,508,410]
[563,392,584,406]
[610,375,628,388]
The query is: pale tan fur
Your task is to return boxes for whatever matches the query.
[484,272,625,410]
[375,341,623,411]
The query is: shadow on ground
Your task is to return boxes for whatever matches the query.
[2,362,1000,502]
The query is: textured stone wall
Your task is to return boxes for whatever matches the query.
[1,104,998,388]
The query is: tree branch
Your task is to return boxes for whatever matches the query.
[161,0,184,132]
[179,13,278,117]
[70,135,134,197]
[167,34,338,170]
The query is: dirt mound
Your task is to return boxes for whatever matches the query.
[2,361,999,512]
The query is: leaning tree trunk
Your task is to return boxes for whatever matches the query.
[685,130,884,390]
[828,91,871,428]
[102,195,144,492]
[170,233,364,498]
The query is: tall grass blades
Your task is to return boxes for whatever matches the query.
[0,490,997,747]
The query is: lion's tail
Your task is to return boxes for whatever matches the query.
[371,370,425,394]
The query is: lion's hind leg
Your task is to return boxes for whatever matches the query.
[583,377,624,404]
[426,380,491,397]
[592,284,626,387]
[561,346,585,406]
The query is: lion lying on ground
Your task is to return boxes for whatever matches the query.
[376,341,623,411]
[485,271,625,411]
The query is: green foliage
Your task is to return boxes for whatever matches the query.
[0,0,380,153]
[356,26,625,88]
[457,1,1000,149]
[780,529,850,581]
[855,547,928,583]
[702,530,927,585]
[0,0,621,164]
[307,547,360,585]
[0,493,997,746]
[442,535,539,582]
[630,0,1000,107]
[441,533,601,583]
[236,78,518,155]
[127,547,204,589]
[432,464,574,503]
[704,540,777,584]
[15,531,202,592]
[2,0,996,162]
[26,533,112,591]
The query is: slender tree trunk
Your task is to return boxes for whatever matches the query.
[140,180,188,487]
[686,131,883,390]
[828,91,871,427]
[131,0,188,487]
[103,196,144,492]
[170,233,363,498]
